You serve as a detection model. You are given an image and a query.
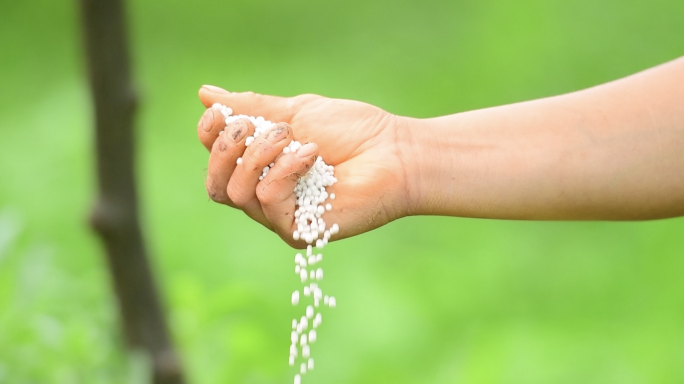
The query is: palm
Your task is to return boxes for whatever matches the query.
[198,86,409,244]
[287,98,407,237]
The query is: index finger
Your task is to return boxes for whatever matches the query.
[197,107,227,152]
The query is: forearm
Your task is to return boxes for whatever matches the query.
[402,57,684,220]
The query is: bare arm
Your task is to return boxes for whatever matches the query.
[403,56,684,220]
[197,57,684,247]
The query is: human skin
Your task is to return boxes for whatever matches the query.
[197,56,684,248]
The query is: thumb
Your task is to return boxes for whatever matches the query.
[199,85,296,124]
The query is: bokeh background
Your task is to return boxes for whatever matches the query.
[1,0,684,383]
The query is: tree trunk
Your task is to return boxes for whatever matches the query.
[78,0,185,382]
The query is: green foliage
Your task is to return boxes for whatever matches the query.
[1,0,683,383]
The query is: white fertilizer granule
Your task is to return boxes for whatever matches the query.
[211,103,339,384]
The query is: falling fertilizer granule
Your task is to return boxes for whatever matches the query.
[212,103,340,384]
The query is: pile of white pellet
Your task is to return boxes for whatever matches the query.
[212,103,339,384]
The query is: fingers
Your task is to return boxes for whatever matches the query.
[206,118,255,207]
[227,122,294,219]
[199,85,298,123]
[197,107,227,151]
[256,143,318,242]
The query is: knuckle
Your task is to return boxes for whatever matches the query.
[245,91,261,102]
[206,187,219,202]
[255,182,275,206]
[226,182,250,207]
[241,150,262,170]
[206,183,227,204]
[294,93,321,103]
[284,97,299,112]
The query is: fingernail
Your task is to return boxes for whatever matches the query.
[267,123,289,143]
[228,120,248,142]
[297,143,317,158]
[202,84,228,93]
[200,109,214,132]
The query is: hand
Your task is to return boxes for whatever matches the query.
[197,85,412,248]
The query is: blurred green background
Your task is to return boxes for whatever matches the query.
[1,0,683,383]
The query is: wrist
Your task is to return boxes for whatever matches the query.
[397,112,481,218]
[395,115,447,216]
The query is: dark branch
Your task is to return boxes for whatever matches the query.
[78,0,185,382]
